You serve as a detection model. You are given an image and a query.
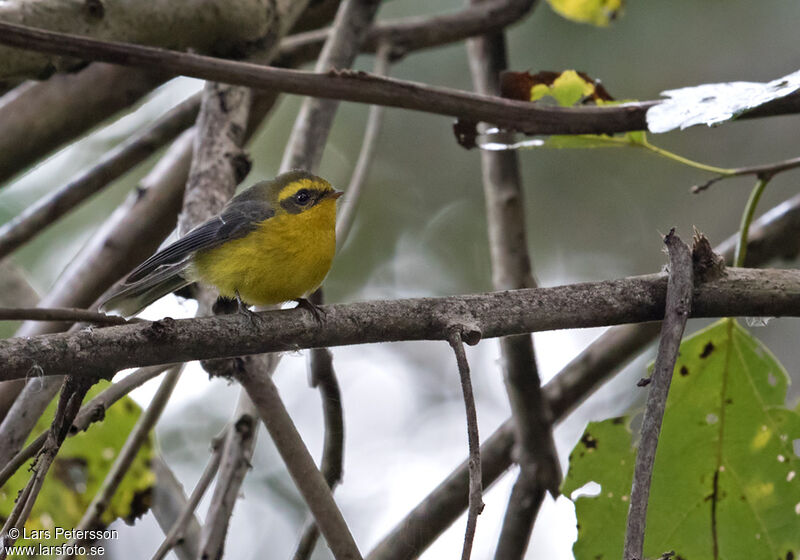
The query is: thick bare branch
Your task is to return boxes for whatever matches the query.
[3,22,799,135]
[0,0,280,80]
[179,84,251,236]
[293,342,345,560]
[4,265,800,380]
[623,231,693,560]
[0,93,199,259]
[0,64,166,185]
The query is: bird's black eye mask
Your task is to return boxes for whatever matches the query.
[280,188,328,214]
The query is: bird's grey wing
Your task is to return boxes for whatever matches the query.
[126,199,274,282]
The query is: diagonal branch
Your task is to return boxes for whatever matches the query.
[150,437,223,560]
[335,40,391,248]
[235,365,363,559]
[150,456,203,560]
[0,64,167,185]
[623,230,693,560]
[0,93,200,259]
[198,392,259,560]
[280,0,381,173]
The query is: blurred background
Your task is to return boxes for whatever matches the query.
[1,0,799,557]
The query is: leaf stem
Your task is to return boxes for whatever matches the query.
[638,137,733,175]
[734,178,770,267]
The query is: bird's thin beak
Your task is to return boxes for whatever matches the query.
[329,190,344,200]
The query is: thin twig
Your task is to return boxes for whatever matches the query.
[235,366,363,560]
[58,366,183,558]
[692,154,800,192]
[0,307,143,325]
[0,93,199,260]
[336,40,391,248]
[3,21,799,135]
[447,326,484,560]
[0,365,169,488]
[623,230,693,560]
[150,438,224,560]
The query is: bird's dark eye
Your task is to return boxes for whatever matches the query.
[294,189,311,205]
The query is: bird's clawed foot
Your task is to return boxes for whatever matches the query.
[295,297,326,324]
[235,290,263,326]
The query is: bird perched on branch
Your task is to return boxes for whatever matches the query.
[100,169,343,317]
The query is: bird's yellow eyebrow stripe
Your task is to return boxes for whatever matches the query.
[277,178,329,202]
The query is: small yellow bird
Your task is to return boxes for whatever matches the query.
[100,170,343,317]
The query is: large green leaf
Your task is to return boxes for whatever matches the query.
[0,381,154,551]
[563,319,800,560]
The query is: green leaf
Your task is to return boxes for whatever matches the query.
[647,69,800,133]
[563,319,800,560]
[546,0,623,26]
[0,381,154,549]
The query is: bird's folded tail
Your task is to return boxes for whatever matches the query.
[99,261,191,317]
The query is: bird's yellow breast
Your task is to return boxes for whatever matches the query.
[191,199,337,305]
